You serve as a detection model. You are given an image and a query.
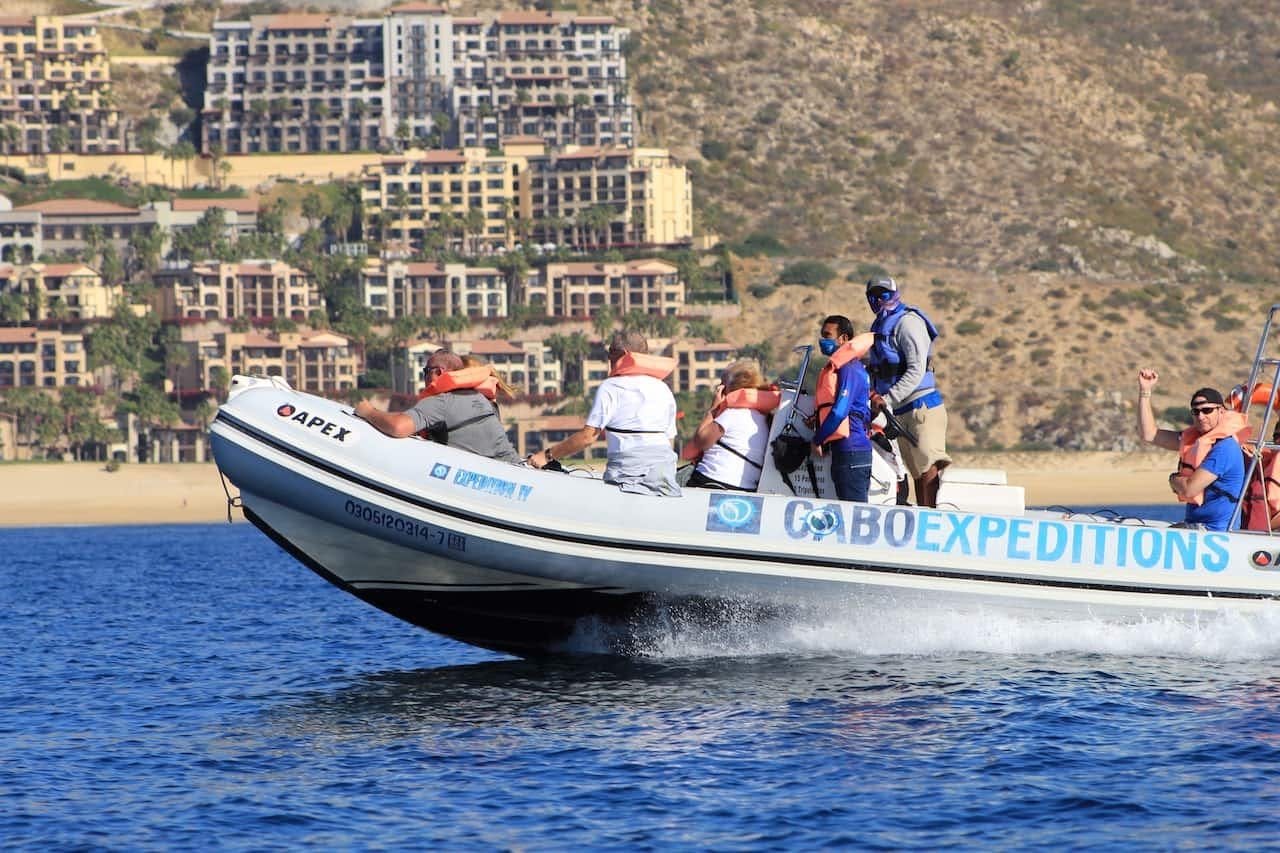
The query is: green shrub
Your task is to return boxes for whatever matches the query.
[851,261,889,281]
[779,260,837,288]
[748,284,776,299]
[700,139,729,161]
[1029,258,1059,272]
[991,337,1013,350]
[1030,347,1053,365]
[728,232,787,257]
[955,319,984,336]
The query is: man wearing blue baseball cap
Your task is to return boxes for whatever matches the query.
[865,276,951,507]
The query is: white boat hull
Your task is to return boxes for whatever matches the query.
[210,376,1280,655]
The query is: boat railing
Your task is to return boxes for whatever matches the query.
[1231,303,1280,534]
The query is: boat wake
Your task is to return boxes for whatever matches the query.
[566,599,1280,662]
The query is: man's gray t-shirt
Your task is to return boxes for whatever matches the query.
[406,390,520,463]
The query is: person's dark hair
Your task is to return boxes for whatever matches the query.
[1190,387,1225,407]
[821,315,855,339]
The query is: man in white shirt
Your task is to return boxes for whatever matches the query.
[528,331,680,495]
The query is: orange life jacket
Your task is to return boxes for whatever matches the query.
[1176,410,1250,506]
[680,387,781,462]
[1242,449,1280,532]
[417,366,498,402]
[813,341,867,445]
[609,351,676,380]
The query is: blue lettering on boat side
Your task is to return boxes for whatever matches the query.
[450,468,532,502]
[782,502,1230,572]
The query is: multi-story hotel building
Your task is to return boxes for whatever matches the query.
[0,262,116,321]
[176,326,361,394]
[0,324,90,388]
[0,15,125,154]
[0,197,259,264]
[522,259,683,318]
[359,147,525,252]
[203,13,388,155]
[358,257,507,321]
[201,7,632,155]
[359,143,692,254]
[448,10,631,150]
[152,259,324,322]
[527,145,692,248]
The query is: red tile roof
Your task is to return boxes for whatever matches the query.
[0,327,36,344]
[469,340,524,355]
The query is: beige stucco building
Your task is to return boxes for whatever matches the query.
[523,258,683,318]
[0,324,90,388]
[0,15,126,155]
[359,256,506,321]
[152,259,324,322]
[0,261,117,321]
[176,325,361,394]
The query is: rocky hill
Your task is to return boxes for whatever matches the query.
[44,0,1280,450]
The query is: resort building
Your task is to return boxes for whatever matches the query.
[175,325,361,394]
[0,324,90,388]
[0,197,259,264]
[201,7,632,155]
[203,13,388,155]
[522,258,683,318]
[151,259,324,322]
[0,15,126,154]
[526,146,693,248]
[359,147,526,254]
[359,143,692,254]
[448,10,632,151]
[0,261,116,321]
[358,256,507,321]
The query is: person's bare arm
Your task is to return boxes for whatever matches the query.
[355,399,418,438]
[529,425,600,468]
[1171,466,1218,501]
[1137,368,1180,452]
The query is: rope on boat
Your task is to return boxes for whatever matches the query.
[217,468,242,524]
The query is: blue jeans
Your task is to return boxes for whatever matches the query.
[830,448,873,503]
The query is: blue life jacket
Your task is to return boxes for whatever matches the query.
[868,303,939,396]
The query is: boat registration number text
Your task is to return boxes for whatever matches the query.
[344,499,465,552]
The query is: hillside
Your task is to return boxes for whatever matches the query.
[28,0,1280,451]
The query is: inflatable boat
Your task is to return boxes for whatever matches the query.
[208,314,1280,656]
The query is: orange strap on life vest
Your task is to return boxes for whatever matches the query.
[1176,411,1250,506]
[609,351,676,380]
[417,366,498,402]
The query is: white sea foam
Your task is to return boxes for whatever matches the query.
[573,600,1280,662]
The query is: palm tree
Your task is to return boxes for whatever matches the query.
[0,123,20,176]
[464,206,486,256]
[48,125,69,177]
[173,140,196,188]
[545,331,590,388]
[136,115,161,187]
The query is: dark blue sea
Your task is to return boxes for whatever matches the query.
[6,509,1280,850]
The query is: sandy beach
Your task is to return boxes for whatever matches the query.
[0,451,1179,528]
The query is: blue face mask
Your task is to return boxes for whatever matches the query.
[818,338,839,357]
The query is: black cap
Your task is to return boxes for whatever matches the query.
[1190,387,1225,406]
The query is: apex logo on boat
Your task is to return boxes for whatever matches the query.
[706,494,763,534]
[276,403,358,444]
[1250,550,1280,570]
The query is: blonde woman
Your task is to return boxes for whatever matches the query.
[683,359,780,491]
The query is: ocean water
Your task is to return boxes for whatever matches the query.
[5,515,1280,850]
